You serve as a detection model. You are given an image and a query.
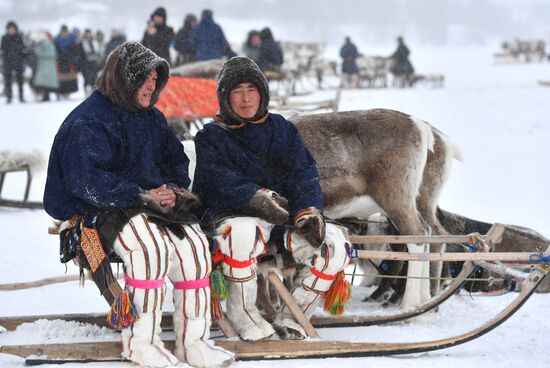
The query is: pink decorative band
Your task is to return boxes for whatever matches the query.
[173,277,210,290]
[124,276,165,289]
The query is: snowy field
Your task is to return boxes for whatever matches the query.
[1,44,549,367]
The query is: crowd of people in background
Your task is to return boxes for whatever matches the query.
[0,6,288,104]
[1,20,127,103]
[1,5,421,104]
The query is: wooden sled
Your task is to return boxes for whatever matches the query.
[3,248,548,364]
[0,165,43,209]
[155,76,218,139]
[271,88,340,113]
[1,224,521,332]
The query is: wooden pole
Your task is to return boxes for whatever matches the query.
[268,272,320,339]
[215,318,238,338]
[354,250,539,262]
[0,275,81,291]
[348,223,506,245]
[349,234,485,244]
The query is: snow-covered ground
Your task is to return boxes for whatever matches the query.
[1,44,549,367]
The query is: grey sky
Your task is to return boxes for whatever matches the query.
[1,0,549,47]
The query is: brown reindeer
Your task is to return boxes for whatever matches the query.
[291,109,462,308]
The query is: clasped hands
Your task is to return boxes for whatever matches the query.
[138,184,201,219]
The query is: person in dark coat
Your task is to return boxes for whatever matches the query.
[103,29,126,66]
[173,14,197,66]
[390,36,415,87]
[78,29,100,96]
[1,21,26,103]
[257,27,283,74]
[192,56,350,342]
[339,36,360,88]
[191,9,230,61]
[43,41,234,368]
[242,30,261,64]
[54,24,79,98]
[142,7,174,65]
[94,30,106,67]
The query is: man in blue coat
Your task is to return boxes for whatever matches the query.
[191,9,231,61]
[339,36,360,88]
[44,42,233,368]
[193,57,349,341]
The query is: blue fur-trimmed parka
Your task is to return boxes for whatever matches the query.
[43,42,190,221]
[192,113,323,227]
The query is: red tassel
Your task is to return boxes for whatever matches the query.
[323,271,352,316]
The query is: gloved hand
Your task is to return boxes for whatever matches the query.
[248,189,289,225]
[294,207,325,248]
[171,186,202,214]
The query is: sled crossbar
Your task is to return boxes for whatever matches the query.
[352,250,539,262]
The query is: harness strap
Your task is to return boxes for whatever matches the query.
[309,267,338,281]
[223,254,257,268]
[173,277,210,290]
[124,276,165,289]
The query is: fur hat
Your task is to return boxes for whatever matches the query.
[151,7,167,21]
[216,56,269,125]
[96,41,169,112]
[6,21,17,31]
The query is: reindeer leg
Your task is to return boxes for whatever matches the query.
[364,254,400,304]
[385,260,407,307]
[417,131,457,298]
[383,205,431,309]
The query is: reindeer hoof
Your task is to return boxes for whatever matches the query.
[273,318,306,340]
[364,289,393,304]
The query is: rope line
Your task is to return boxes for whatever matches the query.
[344,272,501,283]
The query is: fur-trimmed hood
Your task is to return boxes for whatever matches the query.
[95,41,169,112]
[216,56,270,125]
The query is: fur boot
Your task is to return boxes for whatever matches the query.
[214,217,275,341]
[226,277,275,341]
[168,223,235,368]
[113,214,179,368]
[173,289,234,367]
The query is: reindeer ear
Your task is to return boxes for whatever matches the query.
[294,208,326,248]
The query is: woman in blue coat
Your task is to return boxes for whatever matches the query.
[31,31,59,101]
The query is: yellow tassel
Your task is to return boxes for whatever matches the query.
[323,271,352,316]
